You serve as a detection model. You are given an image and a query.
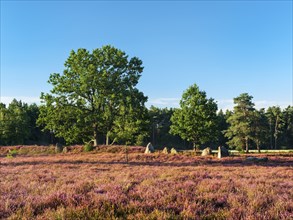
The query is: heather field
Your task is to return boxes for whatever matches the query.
[1,146,293,220]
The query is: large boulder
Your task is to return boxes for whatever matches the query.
[201,147,212,156]
[218,146,229,158]
[145,142,155,154]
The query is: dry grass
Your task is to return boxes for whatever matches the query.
[0,147,292,219]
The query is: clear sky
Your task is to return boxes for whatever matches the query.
[1,1,292,110]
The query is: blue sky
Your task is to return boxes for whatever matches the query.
[1,1,292,110]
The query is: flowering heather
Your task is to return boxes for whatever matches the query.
[0,147,292,219]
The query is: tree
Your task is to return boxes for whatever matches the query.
[170,84,218,150]
[147,106,185,148]
[216,109,230,147]
[266,106,283,149]
[26,103,50,144]
[279,106,292,149]
[252,108,269,152]
[0,103,8,145]
[225,93,255,153]
[37,45,146,145]
[109,89,150,145]
[0,99,30,145]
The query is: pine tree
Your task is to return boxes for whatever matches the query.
[225,93,255,153]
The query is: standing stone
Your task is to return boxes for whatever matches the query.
[218,146,229,158]
[170,148,178,154]
[162,147,169,154]
[201,147,212,156]
[62,146,68,153]
[145,142,155,154]
[55,143,63,153]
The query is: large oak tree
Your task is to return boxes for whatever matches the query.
[37,45,148,145]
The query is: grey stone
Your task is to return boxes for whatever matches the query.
[145,142,155,154]
[62,146,68,153]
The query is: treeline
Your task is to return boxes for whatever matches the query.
[0,100,51,145]
[0,97,292,150]
[1,45,292,151]
[148,89,293,151]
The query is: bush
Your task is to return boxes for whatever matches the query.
[83,143,94,152]
[7,149,18,158]
[235,146,244,153]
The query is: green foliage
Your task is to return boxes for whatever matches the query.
[217,109,230,147]
[109,89,150,146]
[0,100,30,145]
[6,149,18,158]
[0,100,48,146]
[225,93,255,152]
[251,108,269,152]
[170,84,218,149]
[281,106,293,148]
[83,143,94,152]
[37,45,148,146]
[266,106,284,149]
[148,106,185,148]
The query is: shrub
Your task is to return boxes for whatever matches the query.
[235,146,244,153]
[83,143,94,152]
[6,149,18,158]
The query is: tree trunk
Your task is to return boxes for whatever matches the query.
[274,137,278,150]
[110,138,117,145]
[257,141,260,153]
[274,116,279,149]
[152,123,156,145]
[93,124,98,146]
[245,137,249,153]
[269,120,273,149]
[106,132,109,146]
[193,142,196,151]
[193,142,199,152]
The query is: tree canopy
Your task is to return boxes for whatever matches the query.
[225,93,255,152]
[37,45,148,145]
[0,99,45,145]
[170,84,218,150]
[1,45,292,150]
